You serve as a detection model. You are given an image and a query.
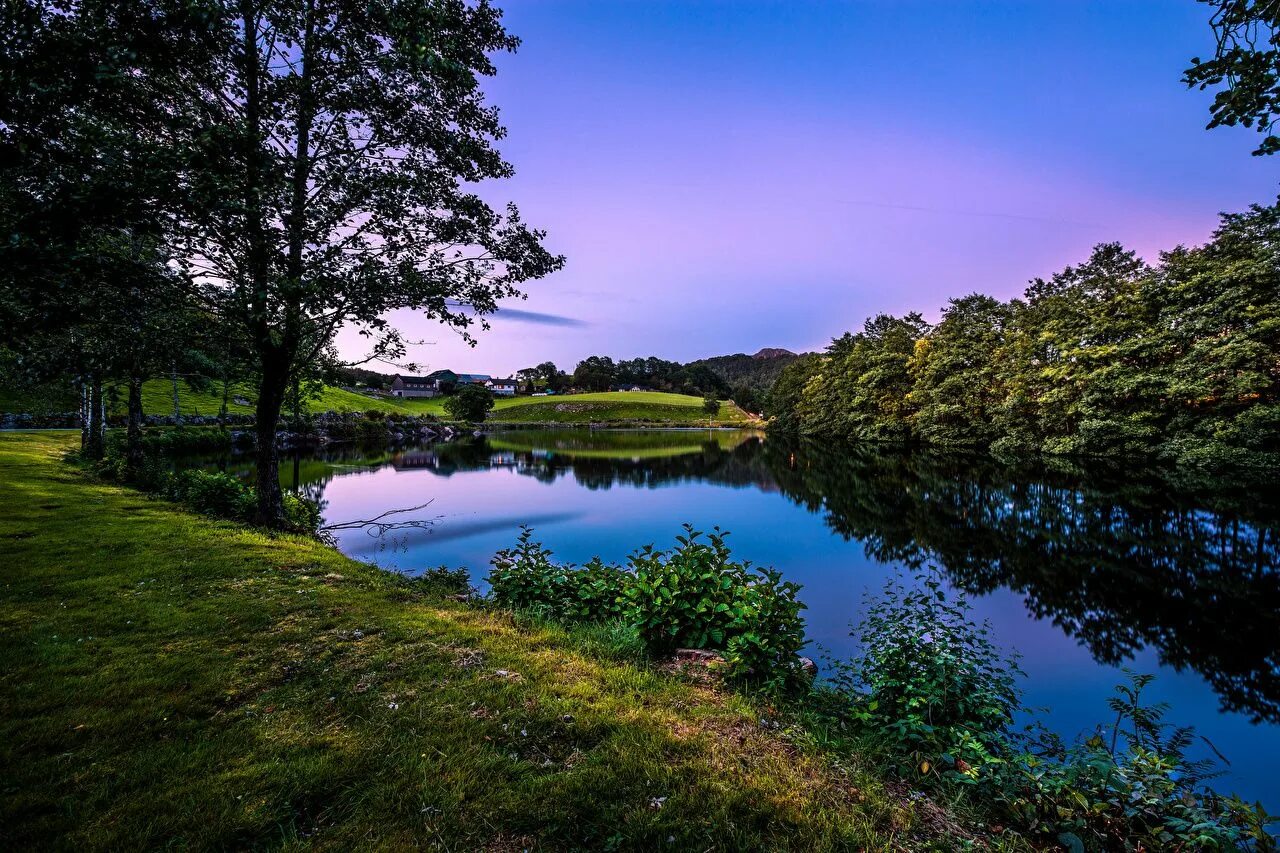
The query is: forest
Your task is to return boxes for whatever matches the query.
[765,202,1280,472]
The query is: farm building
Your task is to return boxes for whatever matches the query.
[390,375,439,398]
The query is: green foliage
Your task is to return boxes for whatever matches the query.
[987,673,1277,851]
[488,528,631,622]
[623,526,807,684]
[834,569,1022,775]
[776,204,1280,472]
[1184,1,1280,155]
[443,383,495,423]
[820,570,1278,850]
[908,295,1013,446]
[488,527,575,612]
[763,354,823,432]
[488,526,808,685]
[408,566,475,599]
[702,394,721,416]
[168,469,257,521]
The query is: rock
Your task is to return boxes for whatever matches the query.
[673,648,728,666]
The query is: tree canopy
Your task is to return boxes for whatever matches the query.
[769,202,1280,473]
[1185,0,1280,155]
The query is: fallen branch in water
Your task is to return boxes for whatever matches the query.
[319,500,441,537]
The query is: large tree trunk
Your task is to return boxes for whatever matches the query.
[253,356,288,527]
[84,377,105,459]
[125,376,145,475]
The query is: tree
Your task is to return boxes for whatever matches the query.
[0,0,213,461]
[1185,0,1280,155]
[444,383,494,423]
[702,394,720,417]
[730,384,761,414]
[1157,202,1280,466]
[764,354,822,433]
[908,294,1014,447]
[515,367,540,393]
[170,0,564,526]
[573,356,615,391]
[798,314,930,441]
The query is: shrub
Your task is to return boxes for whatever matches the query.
[488,527,576,613]
[623,525,806,683]
[826,570,1278,850]
[355,417,389,441]
[562,557,631,621]
[282,492,321,533]
[836,569,1021,775]
[488,530,630,619]
[488,526,808,684]
[444,383,495,423]
[169,469,255,520]
[989,674,1278,850]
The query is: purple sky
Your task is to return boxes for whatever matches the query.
[336,0,1275,377]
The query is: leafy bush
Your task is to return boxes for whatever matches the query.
[824,570,1278,850]
[989,674,1277,851]
[563,557,631,621]
[282,492,321,532]
[168,469,256,520]
[834,569,1021,774]
[105,426,233,457]
[444,383,495,423]
[623,525,806,683]
[489,530,630,620]
[488,526,808,684]
[355,417,389,441]
[488,527,577,612]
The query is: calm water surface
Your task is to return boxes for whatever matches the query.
[195,428,1280,806]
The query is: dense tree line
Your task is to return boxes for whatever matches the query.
[1,0,561,526]
[766,203,1280,471]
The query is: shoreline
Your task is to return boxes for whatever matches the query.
[0,430,946,850]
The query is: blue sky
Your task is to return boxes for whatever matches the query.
[337,0,1275,376]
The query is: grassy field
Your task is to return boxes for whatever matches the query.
[0,379,389,417]
[0,380,759,426]
[488,392,754,426]
[0,432,946,851]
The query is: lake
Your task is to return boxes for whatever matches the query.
[193,428,1280,807]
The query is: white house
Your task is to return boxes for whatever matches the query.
[488,378,518,396]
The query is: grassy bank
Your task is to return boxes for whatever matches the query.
[0,432,941,850]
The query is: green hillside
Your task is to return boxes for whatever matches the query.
[0,380,757,426]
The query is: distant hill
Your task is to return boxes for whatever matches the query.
[686,348,804,396]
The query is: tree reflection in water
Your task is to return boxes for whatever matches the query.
[206,430,1280,723]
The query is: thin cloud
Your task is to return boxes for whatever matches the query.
[497,307,589,328]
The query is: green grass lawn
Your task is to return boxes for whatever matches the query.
[0,432,938,850]
[487,392,755,426]
[2,380,758,426]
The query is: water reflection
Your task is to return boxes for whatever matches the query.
[198,429,1280,725]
